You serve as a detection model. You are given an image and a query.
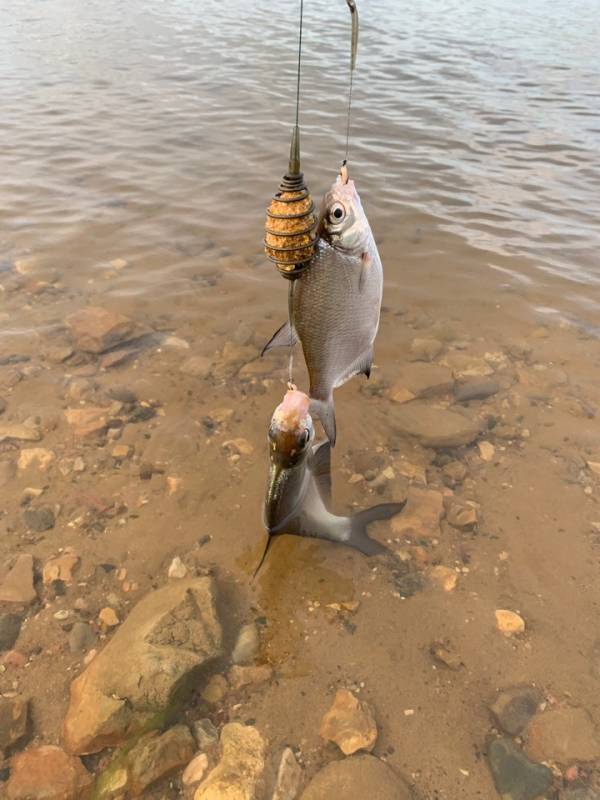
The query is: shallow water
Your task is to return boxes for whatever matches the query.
[2,1,600,798]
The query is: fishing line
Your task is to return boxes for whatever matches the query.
[344,0,359,170]
[287,0,305,387]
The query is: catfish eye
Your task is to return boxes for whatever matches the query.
[299,429,310,447]
[329,202,346,223]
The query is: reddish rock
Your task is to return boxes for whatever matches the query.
[127,725,196,796]
[319,689,378,756]
[66,307,140,354]
[0,696,29,752]
[525,706,600,764]
[6,745,93,800]
[64,407,108,439]
[0,554,37,605]
[391,487,444,540]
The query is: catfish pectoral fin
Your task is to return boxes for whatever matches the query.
[348,501,407,556]
[309,397,336,446]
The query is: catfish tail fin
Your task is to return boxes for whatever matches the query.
[348,501,407,556]
[309,396,337,446]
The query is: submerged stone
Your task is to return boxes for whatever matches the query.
[63,577,222,754]
[487,737,552,800]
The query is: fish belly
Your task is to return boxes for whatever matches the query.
[293,239,382,401]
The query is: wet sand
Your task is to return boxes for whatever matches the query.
[2,0,600,797]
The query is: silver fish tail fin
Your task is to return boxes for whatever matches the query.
[261,321,298,356]
[309,396,336,446]
[348,501,407,556]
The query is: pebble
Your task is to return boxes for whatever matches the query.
[228,664,273,690]
[180,355,212,378]
[300,754,412,800]
[410,337,443,362]
[23,507,55,532]
[42,551,79,585]
[387,362,454,404]
[446,502,478,530]
[64,407,108,439]
[98,607,119,628]
[111,444,132,460]
[391,401,481,448]
[490,686,543,735]
[0,695,29,751]
[68,622,95,654]
[0,420,42,444]
[272,747,302,800]
[6,745,93,800]
[127,725,196,796]
[430,640,463,670]
[182,752,209,787]
[163,335,190,350]
[391,487,444,539]
[0,458,16,487]
[487,737,552,800]
[223,438,254,457]
[525,706,600,763]
[0,554,37,605]
[319,688,378,755]
[168,556,188,579]
[495,609,526,636]
[72,457,86,473]
[194,723,266,800]
[442,460,468,486]
[478,441,496,462]
[17,448,55,472]
[201,674,228,704]
[429,565,458,592]
[454,378,500,403]
[0,613,23,650]
[232,622,260,665]
[66,306,140,354]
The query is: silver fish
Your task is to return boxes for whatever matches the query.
[256,388,405,575]
[263,168,383,445]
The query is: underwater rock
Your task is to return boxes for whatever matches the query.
[525,706,600,764]
[6,745,93,800]
[63,577,222,754]
[319,689,378,756]
[300,755,412,800]
[194,722,267,800]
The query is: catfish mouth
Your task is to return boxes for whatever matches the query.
[269,425,311,468]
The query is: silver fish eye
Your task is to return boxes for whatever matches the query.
[329,202,346,223]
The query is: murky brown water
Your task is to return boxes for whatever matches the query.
[2,1,600,798]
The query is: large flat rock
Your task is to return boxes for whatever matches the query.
[63,577,222,755]
[388,363,454,404]
[391,401,481,448]
[300,755,412,800]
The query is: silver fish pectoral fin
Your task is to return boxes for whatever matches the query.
[261,320,298,356]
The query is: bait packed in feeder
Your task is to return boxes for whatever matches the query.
[264,127,318,280]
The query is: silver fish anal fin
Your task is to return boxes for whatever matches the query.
[261,320,298,356]
[359,251,372,293]
[311,441,332,505]
[336,346,373,385]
